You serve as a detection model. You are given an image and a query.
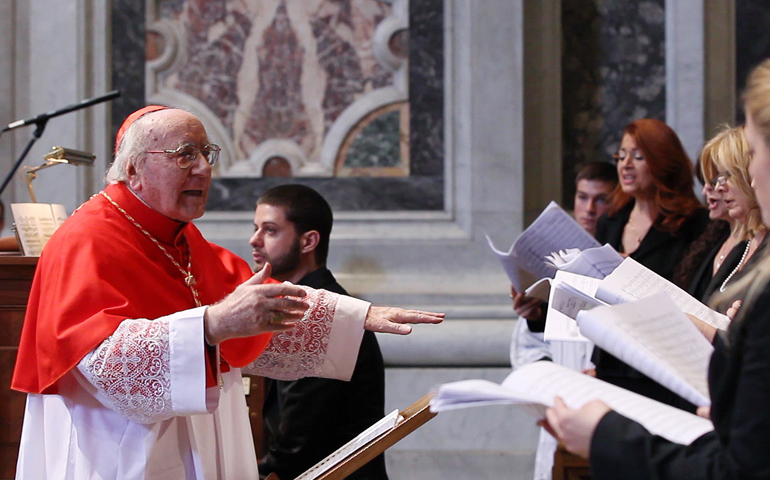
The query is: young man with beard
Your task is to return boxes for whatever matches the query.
[251,184,388,480]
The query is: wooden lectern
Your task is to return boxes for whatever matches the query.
[0,256,36,480]
[552,444,591,480]
[266,393,437,480]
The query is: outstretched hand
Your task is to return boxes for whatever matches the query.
[204,263,309,344]
[364,306,444,335]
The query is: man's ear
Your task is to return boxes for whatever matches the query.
[126,161,142,192]
[300,230,320,254]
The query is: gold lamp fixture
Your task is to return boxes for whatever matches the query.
[22,146,95,202]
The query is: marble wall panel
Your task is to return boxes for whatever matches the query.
[112,0,146,143]
[561,0,665,205]
[409,0,444,177]
[113,0,444,211]
[736,0,770,123]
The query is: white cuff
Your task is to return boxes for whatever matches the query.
[169,306,212,414]
[319,296,370,381]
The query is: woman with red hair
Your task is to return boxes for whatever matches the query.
[593,118,709,408]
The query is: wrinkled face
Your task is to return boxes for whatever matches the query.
[702,173,730,221]
[126,110,212,223]
[615,134,655,198]
[249,203,302,278]
[746,114,770,226]
[574,179,614,235]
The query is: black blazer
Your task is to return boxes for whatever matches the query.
[685,228,732,302]
[259,268,388,480]
[593,202,709,408]
[594,202,710,281]
[589,278,770,479]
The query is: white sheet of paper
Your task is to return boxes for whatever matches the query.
[10,203,68,256]
[295,409,402,480]
[545,244,624,279]
[576,292,713,406]
[597,257,730,330]
[486,201,600,291]
[544,271,604,342]
[430,361,713,446]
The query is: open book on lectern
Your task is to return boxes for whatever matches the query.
[267,394,438,480]
[430,361,713,446]
[10,203,67,256]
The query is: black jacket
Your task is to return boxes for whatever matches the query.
[589,279,770,479]
[259,267,388,480]
[593,202,709,408]
[594,202,710,281]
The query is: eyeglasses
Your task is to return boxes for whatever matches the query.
[146,143,221,169]
[709,171,731,188]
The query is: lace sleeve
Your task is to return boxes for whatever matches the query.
[247,286,339,380]
[77,318,174,424]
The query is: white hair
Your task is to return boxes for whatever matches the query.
[104,107,188,184]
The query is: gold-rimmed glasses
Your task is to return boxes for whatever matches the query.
[709,171,731,188]
[146,143,221,169]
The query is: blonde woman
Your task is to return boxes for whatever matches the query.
[698,126,767,299]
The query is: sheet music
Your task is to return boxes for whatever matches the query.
[545,244,624,279]
[597,257,731,330]
[576,293,713,406]
[431,362,713,446]
[51,204,68,227]
[295,409,401,480]
[11,203,68,256]
[544,271,604,342]
[486,201,600,291]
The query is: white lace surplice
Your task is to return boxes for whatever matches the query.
[15,289,369,480]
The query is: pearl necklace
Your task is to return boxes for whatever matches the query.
[719,238,752,293]
[99,191,201,306]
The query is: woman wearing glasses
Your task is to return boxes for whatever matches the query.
[592,118,709,408]
[688,126,767,303]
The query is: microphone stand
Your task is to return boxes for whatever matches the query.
[0,119,49,196]
[0,90,120,196]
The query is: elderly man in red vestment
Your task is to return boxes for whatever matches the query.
[10,106,443,479]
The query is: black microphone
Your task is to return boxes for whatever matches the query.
[2,90,121,132]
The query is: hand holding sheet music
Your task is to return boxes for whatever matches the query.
[430,361,713,446]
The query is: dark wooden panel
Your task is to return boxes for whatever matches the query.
[553,445,591,480]
[0,310,24,348]
[0,350,25,443]
[245,375,267,457]
[0,443,19,480]
[0,257,34,480]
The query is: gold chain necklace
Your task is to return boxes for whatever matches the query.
[99,191,201,307]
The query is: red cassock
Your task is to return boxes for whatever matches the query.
[12,182,273,394]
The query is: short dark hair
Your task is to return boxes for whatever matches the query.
[257,184,333,265]
[575,161,618,186]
